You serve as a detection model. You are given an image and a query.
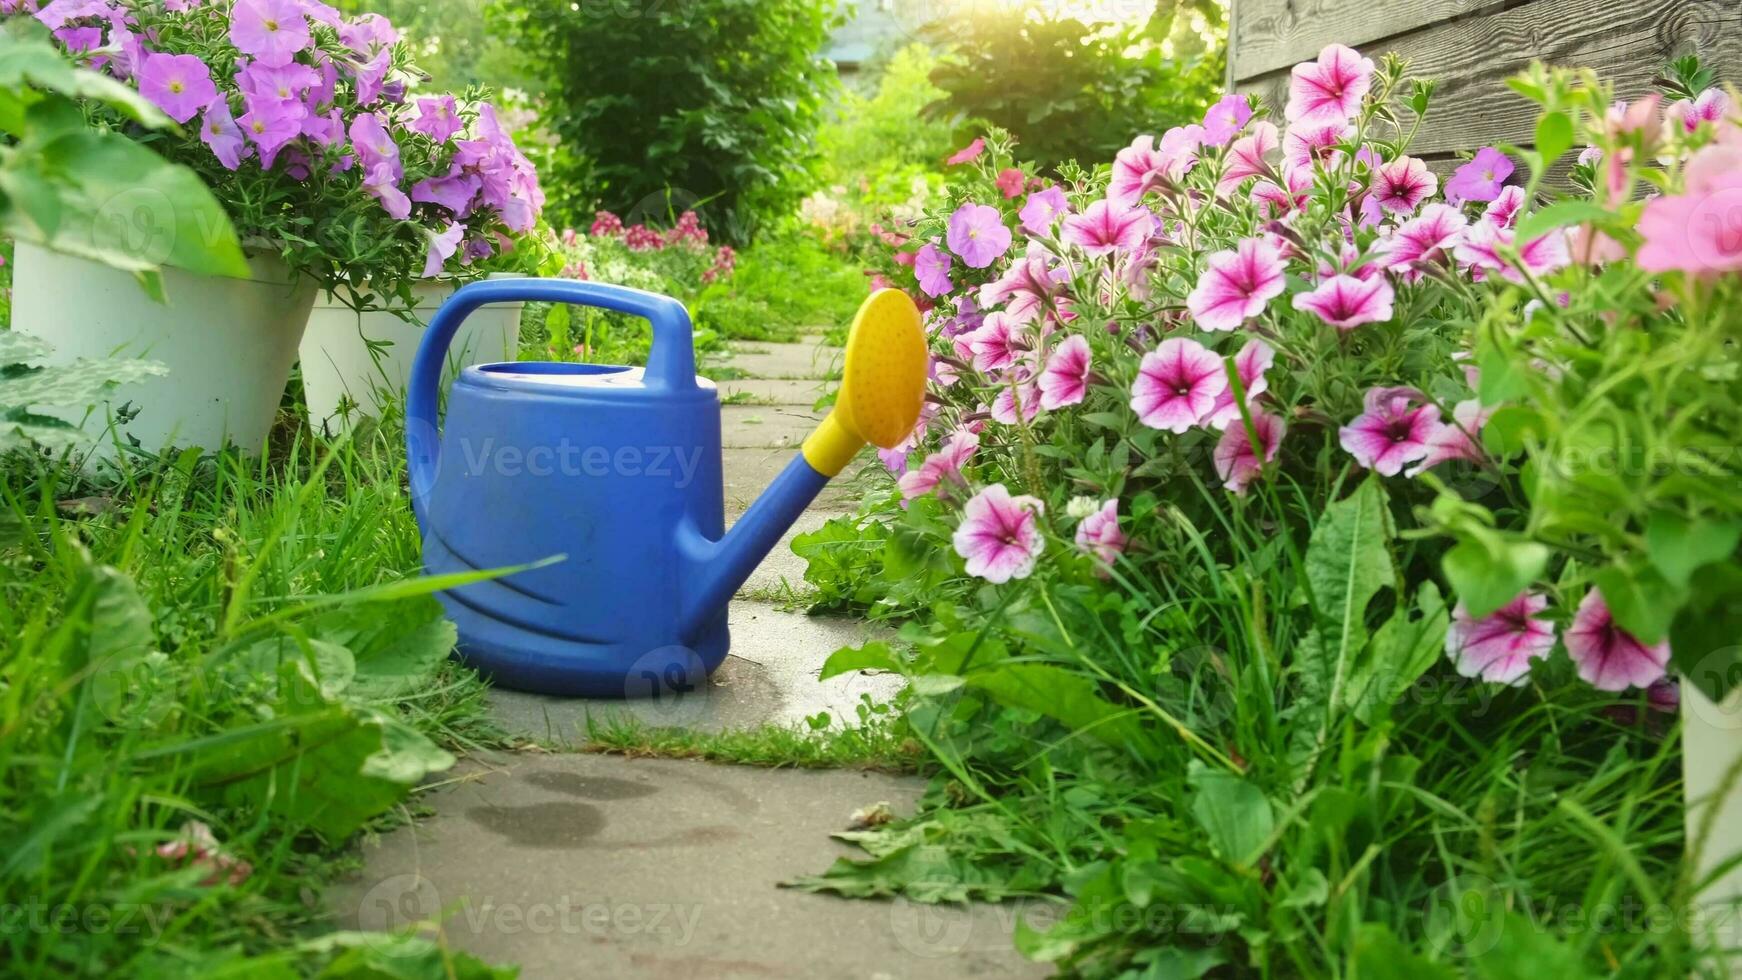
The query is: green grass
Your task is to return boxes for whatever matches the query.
[580,700,922,773]
[0,419,513,978]
[694,231,868,343]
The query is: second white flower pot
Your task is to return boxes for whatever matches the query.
[1684,684,1742,966]
[10,240,317,457]
[299,276,524,433]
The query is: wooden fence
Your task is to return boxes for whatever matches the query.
[1228,0,1742,173]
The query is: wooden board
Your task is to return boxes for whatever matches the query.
[1231,0,1516,80]
[1232,0,1742,159]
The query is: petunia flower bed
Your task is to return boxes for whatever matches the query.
[796,46,1742,975]
[5,0,545,297]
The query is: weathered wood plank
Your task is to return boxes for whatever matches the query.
[1230,0,1517,80]
[1236,0,1742,159]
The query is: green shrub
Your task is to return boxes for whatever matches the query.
[493,0,841,243]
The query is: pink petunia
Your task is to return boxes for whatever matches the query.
[230,0,310,67]
[980,242,1070,325]
[1219,121,1280,193]
[995,168,1026,199]
[1339,387,1440,476]
[237,92,304,168]
[990,379,1041,425]
[348,111,401,176]
[1667,88,1730,133]
[1444,147,1514,205]
[410,95,464,142]
[362,163,411,219]
[898,430,978,502]
[1213,410,1286,494]
[952,484,1046,584]
[1283,122,1352,172]
[1370,155,1438,215]
[1285,43,1375,125]
[1201,93,1254,146]
[1565,589,1671,692]
[967,312,1022,374]
[1446,592,1557,684]
[1130,338,1227,433]
[1205,338,1275,430]
[199,97,246,171]
[1407,399,1491,476]
[1074,499,1127,566]
[1038,335,1091,410]
[137,53,217,124]
[1454,221,1570,283]
[1061,199,1151,257]
[1379,203,1468,273]
[422,222,465,278]
[946,137,986,166]
[1112,134,1189,207]
[1292,274,1394,330]
[1019,185,1070,235]
[1186,236,1288,332]
[915,243,953,297]
[412,169,482,216]
[1252,165,1312,218]
[1483,186,1526,230]
[1637,142,1742,275]
[947,203,1013,269]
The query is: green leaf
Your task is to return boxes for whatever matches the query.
[1514,199,1614,244]
[303,932,517,980]
[1669,563,1742,702]
[1302,478,1394,703]
[819,640,903,681]
[1187,761,1274,867]
[1645,512,1742,590]
[1533,110,1575,164]
[1592,560,1682,646]
[349,617,457,699]
[962,661,1151,750]
[32,130,249,279]
[0,26,170,128]
[1442,533,1549,620]
[1352,923,1460,980]
[1344,582,1449,723]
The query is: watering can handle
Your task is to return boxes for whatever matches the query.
[405,278,696,524]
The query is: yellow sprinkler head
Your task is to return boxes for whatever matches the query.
[801,289,928,477]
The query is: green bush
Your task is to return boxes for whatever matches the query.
[493,0,841,243]
[924,1,1225,171]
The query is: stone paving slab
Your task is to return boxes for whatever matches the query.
[719,342,844,380]
[486,601,897,743]
[722,447,858,517]
[330,754,1053,979]
[712,377,833,406]
[719,405,822,450]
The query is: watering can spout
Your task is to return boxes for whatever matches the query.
[677,289,929,639]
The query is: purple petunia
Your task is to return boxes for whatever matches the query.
[230,0,310,68]
[137,53,217,124]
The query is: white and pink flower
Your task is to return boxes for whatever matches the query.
[1565,589,1671,692]
[1446,592,1557,684]
[1292,274,1394,330]
[1186,236,1289,332]
[1073,499,1128,566]
[1339,387,1441,476]
[1130,338,1227,433]
[1213,411,1286,494]
[952,484,1047,584]
[1038,335,1092,410]
[1285,43,1376,125]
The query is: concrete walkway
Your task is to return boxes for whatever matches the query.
[334,338,1055,978]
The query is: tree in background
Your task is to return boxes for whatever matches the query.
[335,0,538,95]
[923,0,1225,172]
[492,0,841,244]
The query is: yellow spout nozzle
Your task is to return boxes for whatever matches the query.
[801,289,929,478]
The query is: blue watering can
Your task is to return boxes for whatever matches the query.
[406,279,927,697]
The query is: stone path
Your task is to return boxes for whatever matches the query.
[333,338,1052,978]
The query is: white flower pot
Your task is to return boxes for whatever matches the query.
[1684,685,1742,964]
[299,275,523,433]
[11,240,317,456]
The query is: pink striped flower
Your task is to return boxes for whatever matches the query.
[1112,134,1190,207]
[1370,155,1438,215]
[1213,410,1286,494]
[1218,121,1280,193]
[1565,589,1671,691]
[991,378,1041,425]
[1455,222,1570,283]
[1073,499,1127,565]
[1186,236,1288,332]
[1205,338,1275,430]
[967,312,1022,374]
[1038,335,1092,410]
[1483,185,1526,229]
[1062,199,1151,257]
[1446,592,1557,684]
[1407,399,1491,476]
[1339,387,1440,475]
[1293,274,1394,330]
[1252,165,1312,218]
[898,429,978,502]
[1283,122,1352,172]
[952,484,1046,584]
[1667,88,1730,133]
[1378,203,1468,273]
[1285,43,1375,125]
[1130,338,1227,433]
[980,243,1070,326]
